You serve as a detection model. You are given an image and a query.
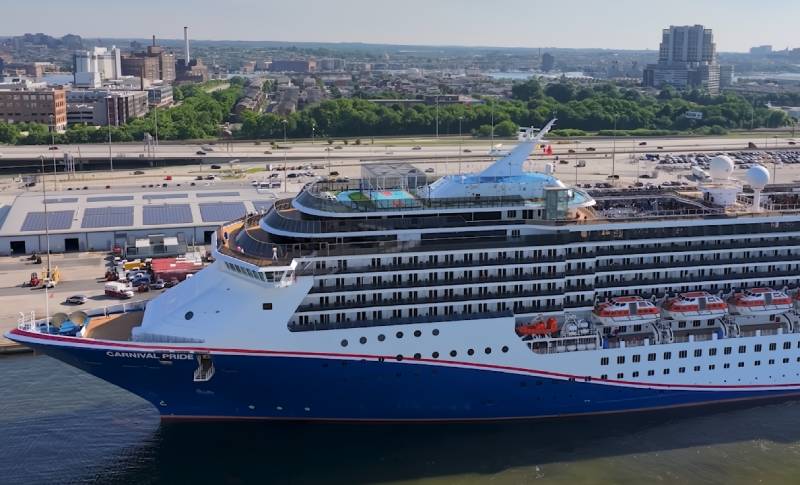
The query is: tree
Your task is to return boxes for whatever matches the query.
[494,120,518,137]
[545,83,574,103]
[511,79,543,101]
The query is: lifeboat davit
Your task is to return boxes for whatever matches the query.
[662,291,727,321]
[592,296,659,325]
[728,288,792,316]
[516,317,558,337]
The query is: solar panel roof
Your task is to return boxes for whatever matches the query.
[87,195,135,203]
[21,210,74,231]
[196,191,240,198]
[142,204,193,225]
[81,206,134,228]
[252,201,275,212]
[143,193,189,200]
[43,197,78,204]
[199,202,247,222]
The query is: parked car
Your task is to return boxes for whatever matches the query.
[329,171,340,176]
[196,175,204,180]
[133,170,145,175]
[586,147,596,152]
[65,295,88,305]
[210,164,221,169]
[164,278,180,288]
[424,168,435,173]
[150,279,166,290]
[48,146,59,150]
[196,150,207,155]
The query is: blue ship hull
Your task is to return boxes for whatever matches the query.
[24,338,800,421]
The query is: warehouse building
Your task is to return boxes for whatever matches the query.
[0,187,275,255]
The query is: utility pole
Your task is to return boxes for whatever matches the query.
[611,113,618,177]
[49,115,57,192]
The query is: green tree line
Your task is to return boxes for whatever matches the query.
[239,80,793,141]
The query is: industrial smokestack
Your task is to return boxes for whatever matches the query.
[184,26,190,65]
[152,35,156,47]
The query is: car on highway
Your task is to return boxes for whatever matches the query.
[196,175,204,180]
[133,170,145,175]
[790,141,797,146]
[196,150,207,155]
[48,146,58,150]
[65,295,88,305]
[329,171,340,176]
[334,145,343,150]
[201,145,214,152]
[287,173,298,178]
[463,149,472,153]
[263,150,272,154]
[639,142,647,146]
[210,164,221,169]
[269,173,280,178]
[586,147,596,152]
[412,146,422,150]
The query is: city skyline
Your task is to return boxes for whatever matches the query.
[1,0,798,53]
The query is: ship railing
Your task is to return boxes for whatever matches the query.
[16,301,148,334]
[17,311,37,332]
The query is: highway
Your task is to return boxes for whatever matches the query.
[0,134,796,164]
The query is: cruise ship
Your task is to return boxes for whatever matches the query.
[9,120,800,421]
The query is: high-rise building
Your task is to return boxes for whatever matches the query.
[73,47,122,88]
[642,25,721,94]
[0,86,67,130]
[66,89,149,126]
[541,52,555,72]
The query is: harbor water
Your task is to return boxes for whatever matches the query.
[3,353,800,485]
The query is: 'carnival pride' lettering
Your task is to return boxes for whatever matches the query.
[106,351,194,360]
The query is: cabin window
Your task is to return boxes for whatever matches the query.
[724,363,731,369]
[262,303,273,310]
[647,370,655,376]
[694,349,702,357]
[663,352,672,360]
[184,311,194,320]
[632,354,641,363]
[738,362,745,367]
[616,373,623,379]
[784,342,792,350]
[678,367,686,374]
[738,345,746,354]
[679,350,687,359]
[709,364,715,370]
[724,347,732,355]
[770,343,777,351]
[709,348,717,356]
[648,353,656,361]
[616,356,625,364]
[632,371,639,378]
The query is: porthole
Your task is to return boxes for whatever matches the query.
[485,347,492,354]
[413,353,421,359]
[378,334,386,342]
[432,329,440,336]
[467,349,475,356]
[432,352,439,358]
[184,311,194,320]
[340,339,348,347]
[414,330,422,337]
[501,346,509,353]
[395,354,403,361]
[359,337,367,344]
[450,350,457,357]
[396,331,404,338]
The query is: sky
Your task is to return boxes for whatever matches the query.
[1,0,798,52]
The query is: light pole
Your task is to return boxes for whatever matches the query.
[282,119,288,144]
[106,96,114,171]
[39,155,51,324]
[48,115,57,191]
[458,116,464,174]
[490,101,495,147]
[611,113,618,177]
[435,96,439,138]
[311,123,315,145]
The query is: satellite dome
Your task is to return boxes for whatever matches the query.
[746,164,770,189]
[709,156,734,180]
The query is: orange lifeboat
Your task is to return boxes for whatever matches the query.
[516,317,558,337]
[662,291,727,321]
[592,296,659,325]
[728,288,792,316]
